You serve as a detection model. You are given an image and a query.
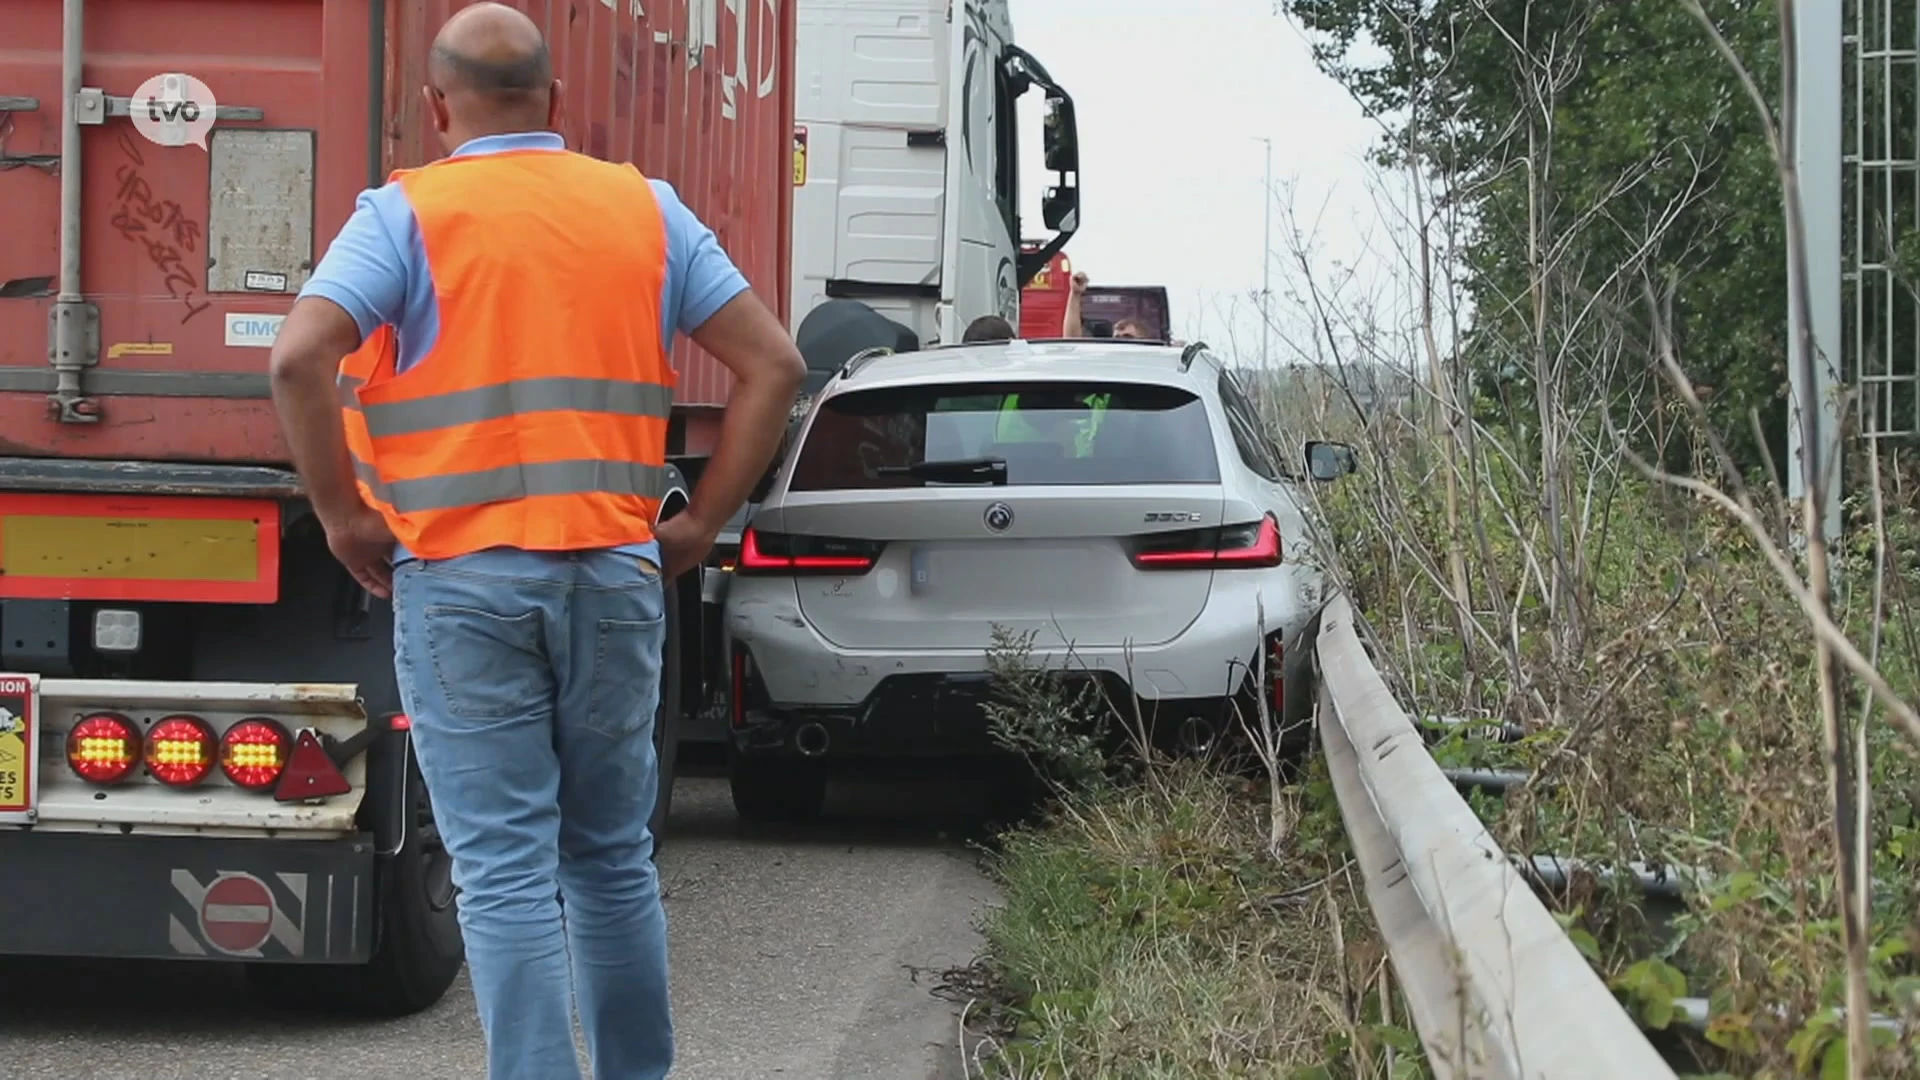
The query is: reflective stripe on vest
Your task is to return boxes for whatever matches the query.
[339,373,673,439]
[350,455,672,514]
[335,149,676,559]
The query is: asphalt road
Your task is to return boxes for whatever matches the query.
[0,768,1003,1080]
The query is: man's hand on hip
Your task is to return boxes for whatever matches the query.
[325,504,399,599]
[682,291,807,544]
[655,512,721,581]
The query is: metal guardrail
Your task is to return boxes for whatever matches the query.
[1314,595,1678,1080]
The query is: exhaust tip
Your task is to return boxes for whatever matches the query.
[1176,716,1217,756]
[794,722,830,758]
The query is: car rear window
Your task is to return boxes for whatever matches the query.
[787,381,1221,491]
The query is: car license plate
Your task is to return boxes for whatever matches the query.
[0,674,42,824]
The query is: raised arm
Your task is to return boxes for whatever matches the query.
[1063,270,1088,337]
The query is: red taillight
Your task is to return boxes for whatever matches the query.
[145,715,217,788]
[738,527,880,575]
[220,718,293,791]
[66,713,141,785]
[1131,515,1283,569]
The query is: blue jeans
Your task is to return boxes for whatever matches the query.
[391,548,672,1080]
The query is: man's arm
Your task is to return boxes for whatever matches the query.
[269,298,367,529]
[1063,271,1088,337]
[684,291,806,532]
[270,190,408,527]
[656,182,806,545]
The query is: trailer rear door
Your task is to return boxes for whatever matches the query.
[0,0,376,463]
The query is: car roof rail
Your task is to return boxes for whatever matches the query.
[838,346,895,380]
[926,338,1019,351]
[1178,340,1210,372]
[1019,336,1168,347]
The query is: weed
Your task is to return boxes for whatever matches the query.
[961,633,1425,1079]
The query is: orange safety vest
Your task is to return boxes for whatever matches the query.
[336,149,675,560]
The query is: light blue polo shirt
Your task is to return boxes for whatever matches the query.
[299,130,752,569]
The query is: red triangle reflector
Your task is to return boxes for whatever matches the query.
[274,729,352,802]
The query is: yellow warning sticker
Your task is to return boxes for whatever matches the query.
[0,674,35,816]
[793,126,808,187]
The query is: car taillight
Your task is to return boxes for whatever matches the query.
[737,527,882,576]
[1130,514,1283,569]
[66,713,141,784]
[145,715,217,788]
[221,718,293,791]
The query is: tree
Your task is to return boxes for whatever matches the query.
[1284,0,1788,473]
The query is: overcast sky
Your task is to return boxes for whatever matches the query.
[1011,0,1407,366]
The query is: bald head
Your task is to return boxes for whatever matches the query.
[428,3,555,135]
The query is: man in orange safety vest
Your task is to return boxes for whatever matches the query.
[267,5,804,1077]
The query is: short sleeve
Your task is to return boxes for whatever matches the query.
[296,187,411,345]
[652,180,752,337]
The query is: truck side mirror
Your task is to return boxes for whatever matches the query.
[1304,440,1358,482]
[1007,47,1081,286]
[1042,183,1079,232]
[1043,96,1078,173]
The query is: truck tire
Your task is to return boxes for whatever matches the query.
[728,754,828,823]
[247,739,462,1018]
[649,574,684,851]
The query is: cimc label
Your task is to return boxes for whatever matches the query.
[224,313,285,349]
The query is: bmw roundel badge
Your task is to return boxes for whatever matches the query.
[983,502,1015,532]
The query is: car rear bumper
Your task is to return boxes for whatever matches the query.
[731,667,1147,759]
[0,829,375,963]
[724,570,1322,710]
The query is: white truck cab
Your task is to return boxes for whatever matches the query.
[789,0,1080,370]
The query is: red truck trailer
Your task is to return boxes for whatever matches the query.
[0,0,794,1016]
[1018,244,1173,341]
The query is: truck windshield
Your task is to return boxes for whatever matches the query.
[787,381,1220,491]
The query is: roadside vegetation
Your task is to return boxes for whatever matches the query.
[965,2,1920,1077]
[1259,1,1920,1077]
[952,632,1426,1079]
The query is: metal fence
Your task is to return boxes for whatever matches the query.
[1313,595,1677,1080]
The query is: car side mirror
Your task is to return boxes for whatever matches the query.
[1304,440,1358,482]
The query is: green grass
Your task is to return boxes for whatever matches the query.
[969,763,1425,1080]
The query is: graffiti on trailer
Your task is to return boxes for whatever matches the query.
[107,132,210,325]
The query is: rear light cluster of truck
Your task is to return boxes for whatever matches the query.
[1129,515,1283,570]
[737,527,884,576]
[64,712,349,797]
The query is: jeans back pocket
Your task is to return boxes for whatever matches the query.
[587,614,666,739]
[422,604,548,722]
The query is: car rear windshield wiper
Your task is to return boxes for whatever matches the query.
[876,456,1009,485]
